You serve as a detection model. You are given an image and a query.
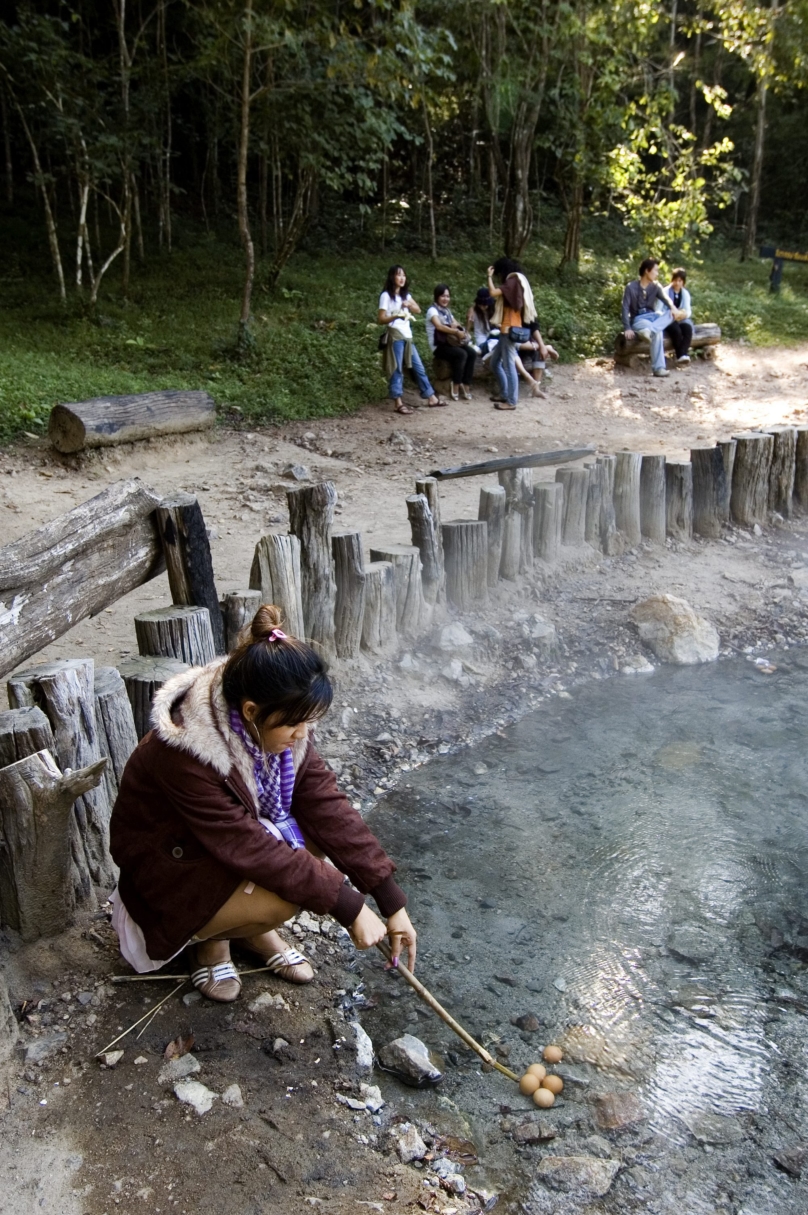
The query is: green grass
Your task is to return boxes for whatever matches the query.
[1,221,807,447]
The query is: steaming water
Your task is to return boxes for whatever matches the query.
[364,649,808,1212]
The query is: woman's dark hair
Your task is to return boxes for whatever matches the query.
[222,604,332,728]
[671,267,687,283]
[383,265,409,300]
[433,283,450,302]
[639,257,659,277]
[492,256,522,281]
[474,286,493,323]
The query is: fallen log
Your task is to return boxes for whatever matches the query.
[48,390,216,453]
[429,446,596,480]
[0,479,164,680]
[614,322,721,367]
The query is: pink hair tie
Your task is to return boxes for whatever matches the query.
[268,628,287,642]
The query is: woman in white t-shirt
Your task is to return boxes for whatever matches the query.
[377,266,447,415]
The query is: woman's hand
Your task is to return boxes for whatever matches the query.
[348,904,387,951]
[487,265,495,279]
[386,908,417,973]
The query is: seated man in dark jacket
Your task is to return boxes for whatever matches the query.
[621,257,673,378]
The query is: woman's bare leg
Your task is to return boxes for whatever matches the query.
[194,884,313,981]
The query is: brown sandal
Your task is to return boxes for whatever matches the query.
[428,396,449,408]
[394,403,414,415]
[235,939,314,985]
[494,401,517,411]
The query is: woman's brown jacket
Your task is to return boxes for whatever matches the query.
[109,662,406,960]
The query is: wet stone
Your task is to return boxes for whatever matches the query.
[593,1092,647,1132]
[512,1120,557,1146]
[773,1142,808,1177]
[682,1112,744,1145]
[666,926,719,963]
[535,1155,620,1197]
[378,1034,442,1086]
[512,1013,540,1032]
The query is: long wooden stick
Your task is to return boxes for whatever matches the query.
[94,980,187,1056]
[429,446,596,481]
[110,964,280,984]
[375,941,519,1083]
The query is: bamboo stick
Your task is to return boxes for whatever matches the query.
[94,980,187,1055]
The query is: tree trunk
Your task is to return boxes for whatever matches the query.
[370,545,425,639]
[266,164,315,289]
[555,467,589,546]
[0,84,12,204]
[13,98,65,303]
[640,455,667,543]
[743,74,767,261]
[156,491,224,654]
[0,706,54,769]
[237,0,255,341]
[560,178,584,267]
[222,589,262,652]
[94,666,138,805]
[613,453,642,546]
[584,461,603,549]
[249,533,305,639]
[332,532,366,659]
[597,455,620,554]
[766,426,796,517]
[794,428,808,511]
[690,446,726,537]
[504,96,541,257]
[717,439,737,521]
[422,96,437,261]
[135,605,216,667]
[498,467,533,573]
[533,482,563,563]
[406,491,444,607]
[287,482,338,655]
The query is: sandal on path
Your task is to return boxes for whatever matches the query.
[394,402,414,415]
[236,939,314,985]
[427,396,449,408]
[494,401,517,411]
[191,952,243,1003]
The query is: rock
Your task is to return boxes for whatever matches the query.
[621,655,655,674]
[582,1135,613,1159]
[535,1155,620,1197]
[667,926,718,963]
[378,1034,443,1087]
[774,1142,808,1177]
[249,991,290,1014]
[431,1158,459,1179]
[158,1054,201,1086]
[556,1063,591,1088]
[182,991,202,1008]
[552,977,567,992]
[337,1094,368,1111]
[272,1037,290,1054]
[511,1013,540,1032]
[350,1021,374,1074]
[442,1175,466,1195]
[360,1083,385,1113]
[76,991,93,1006]
[387,430,414,452]
[530,621,556,646]
[629,594,719,665]
[681,1111,744,1145]
[133,1056,149,1066]
[520,653,538,671]
[435,623,474,652]
[296,910,321,934]
[0,974,19,1063]
[173,1079,217,1115]
[473,762,488,775]
[512,1120,556,1146]
[221,1084,244,1109]
[441,659,464,683]
[388,1121,428,1164]
[282,463,311,481]
[101,1050,124,1068]
[26,1032,67,1064]
[592,1092,646,1131]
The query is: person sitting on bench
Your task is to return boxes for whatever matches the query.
[425,284,477,401]
[621,257,673,378]
[663,267,693,364]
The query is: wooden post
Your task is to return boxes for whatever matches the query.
[597,455,620,555]
[730,432,774,527]
[7,658,114,896]
[665,462,693,541]
[717,440,736,521]
[361,561,397,656]
[370,545,425,639]
[533,482,563,563]
[498,468,533,574]
[414,477,446,603]
[249,533,305,639]
[407,494,444,608]
[795,427,808,511]
[156,492,224,654]
[94,667,138,805]
[118,655,190,740]
[135,605,216,666]
[691,446,727,537]
[442,521,488,610]
[555,467,589,546]
[613,453,642,546]
[222,589,262,651]
[640,455,667,543]
[332,532,366,660]
[584,462,602,550]
[478,486,506,587]
[287,481,338,655]
[0,706,54,769]
[499,513,521,581]
[766,426,797,517]
[0,750,107,942]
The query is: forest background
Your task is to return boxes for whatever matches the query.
[1,0,807,444]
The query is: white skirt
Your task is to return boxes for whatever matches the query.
[110,888,186,974]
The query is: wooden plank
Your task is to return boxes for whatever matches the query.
[429,446,596,481]
[0,479,164,679]
[48,390,216,453]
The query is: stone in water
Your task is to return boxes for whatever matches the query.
[629,594,719,665]
[593,1091,646,1131]
[535,1155,620,1197]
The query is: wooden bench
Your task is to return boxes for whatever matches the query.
[614,322,721,369]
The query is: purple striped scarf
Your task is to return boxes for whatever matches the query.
[229,709,305,850]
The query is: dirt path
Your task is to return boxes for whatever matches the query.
[1,342,808,1215]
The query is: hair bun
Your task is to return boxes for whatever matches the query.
[250,604,285,643]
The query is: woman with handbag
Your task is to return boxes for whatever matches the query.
[377,266,447,415]
[486,257,537,411]
[425,284,477,401]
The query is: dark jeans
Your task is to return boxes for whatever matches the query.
[434,341,476,385]
[665,320,693,358]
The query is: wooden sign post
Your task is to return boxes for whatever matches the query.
[759,245,808,294]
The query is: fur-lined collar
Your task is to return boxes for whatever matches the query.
[150,662,309,806]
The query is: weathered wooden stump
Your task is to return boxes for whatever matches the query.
[690,446,727,538]
[332,532,366,660]
[370,545,425,639]
[640,455,667,543]
[407,494,443,608]
[795,428,808,511]
[222,589,263,652]
[48,389,216,453]
[716,439,737,522]
[0,706,54,769]
[118,655,190,740]
[442,521,488,609]
[665,462,693,541]
[584,462,602,550]
[613,453,642,547]
[135,605,216,667]
[156,492,224,654]
[287,482,338,655]
[596,455,620,554]
[361,561,397,656]
[94,667,139,807]
[533,482,564,563]
[499,468,534,574]
[555,467,589,546]
[249,533,305,639]
[730,432,774,526]
[414,477,446,604]
[0,750,107,942]
[766,426,797,517]
[478,485,507,587]
[499,513,521,581]
[0,479,163,680]
[8,658,114,897]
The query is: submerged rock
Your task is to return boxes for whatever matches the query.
[535,1155,620,1196]
[774,1142,808,1177]
[378,1033,442,1086]
[682,1111,744,1145]
[592,1092,646,1132]
[630,594,719,665]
